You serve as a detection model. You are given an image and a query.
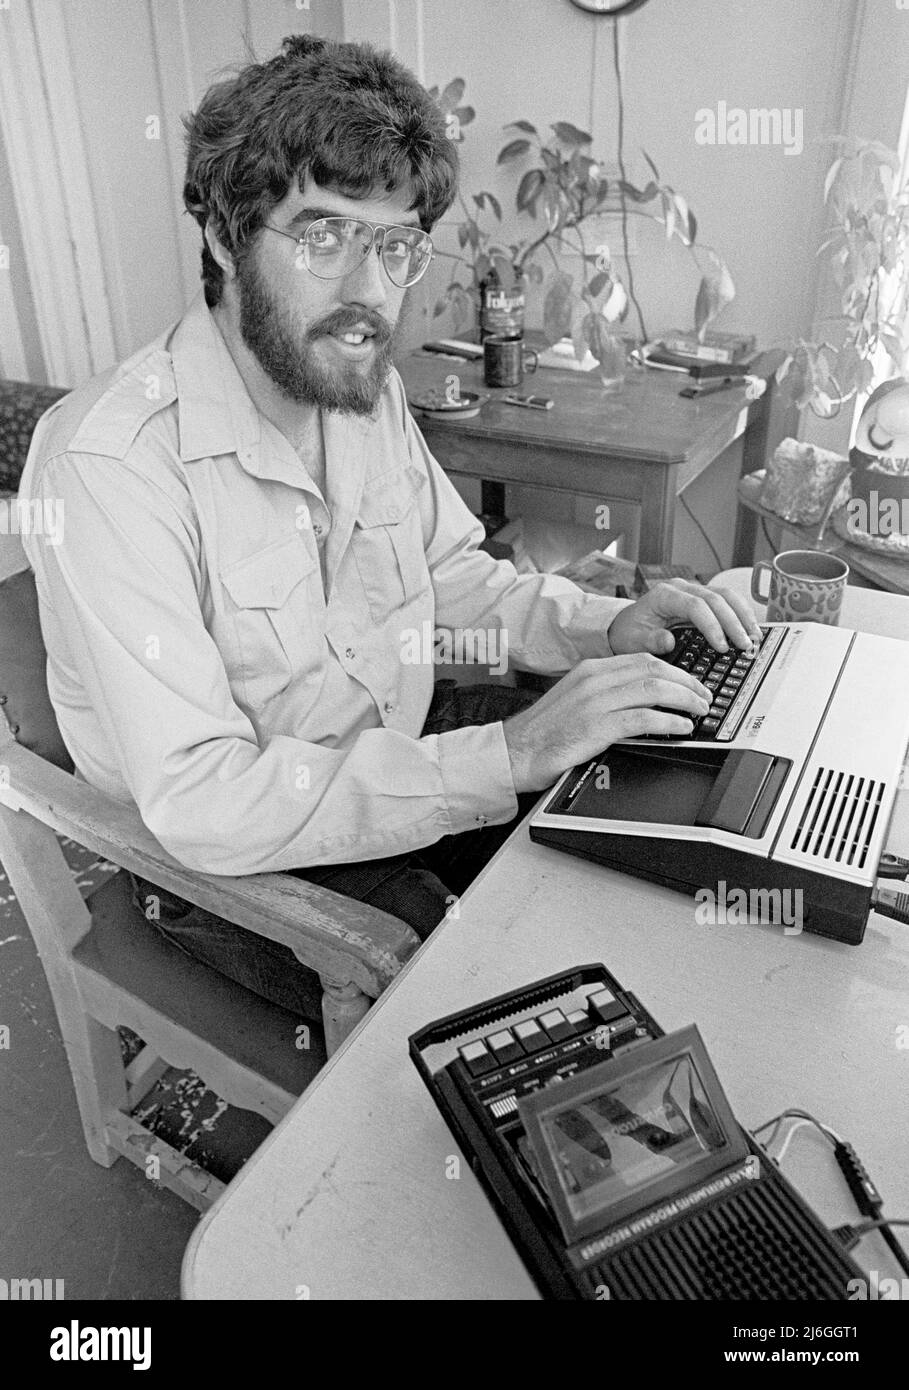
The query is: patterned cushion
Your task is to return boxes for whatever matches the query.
[0,379,69,492]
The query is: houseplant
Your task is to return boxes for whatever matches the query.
[430,78,736,379]
[774,139,909,541]
[775,138,909,419]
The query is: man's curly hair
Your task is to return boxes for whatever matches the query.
[183,33,459,307]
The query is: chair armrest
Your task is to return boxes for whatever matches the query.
[0,737,420,997]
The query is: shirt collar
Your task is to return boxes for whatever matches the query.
[169,290,262,464]
[168,291,370,497]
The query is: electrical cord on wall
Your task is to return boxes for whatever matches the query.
[611,20,648,347]
[760,517,777,552]
[678,492,723,573]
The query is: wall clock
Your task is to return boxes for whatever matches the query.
[567,0,651,15]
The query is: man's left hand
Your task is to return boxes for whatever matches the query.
[607,579,763,658]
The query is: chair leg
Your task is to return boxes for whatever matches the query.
[0,805,129,1165]
[319,974,371,1057]
[61,1003,130,1167]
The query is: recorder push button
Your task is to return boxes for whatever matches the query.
[588,988,629,1027]
[539,1009,574,1043]
[513,1019,550,1054]
[458,1040,497,1077]
[487,1028,524,1065]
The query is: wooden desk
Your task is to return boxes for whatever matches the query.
[399,352,794,565]
[184,577,909,1300]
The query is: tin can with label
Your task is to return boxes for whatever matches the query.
[479,268,525,341]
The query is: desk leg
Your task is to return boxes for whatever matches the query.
[481,481,507,531]
[734,367,799,566]
[638,466,677,565]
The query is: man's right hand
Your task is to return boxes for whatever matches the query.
[502,654,712,794]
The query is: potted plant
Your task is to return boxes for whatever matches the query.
[775,139,909,539]
[430,78,737,381]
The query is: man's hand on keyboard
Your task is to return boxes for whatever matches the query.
[606,580,762,658]
[502,654,712,793]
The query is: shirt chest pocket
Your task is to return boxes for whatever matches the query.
[219,535,321,705]
[352,465,428,619]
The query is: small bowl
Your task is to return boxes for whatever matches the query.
[409,389,487,420]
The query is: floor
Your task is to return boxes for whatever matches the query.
[0,840,275,1299]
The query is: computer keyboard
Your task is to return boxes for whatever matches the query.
[650,624,783,742]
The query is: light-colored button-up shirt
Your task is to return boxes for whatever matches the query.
[19,291,628,875]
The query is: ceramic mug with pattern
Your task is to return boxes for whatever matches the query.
[750,549,849,625]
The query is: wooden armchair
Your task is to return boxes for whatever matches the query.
[0,381,420,1211]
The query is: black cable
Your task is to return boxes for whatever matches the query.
[834,1217,909,1255]
[753,1111,909,1279]
[760,517,777,553]
[611,21,648,346]
[678,491,723,574]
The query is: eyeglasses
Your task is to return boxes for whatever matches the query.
[264,217,434,288]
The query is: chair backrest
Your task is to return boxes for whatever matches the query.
[0,379,72,771]
[0,568,74,772]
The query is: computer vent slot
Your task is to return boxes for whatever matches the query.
[790,767,885,869]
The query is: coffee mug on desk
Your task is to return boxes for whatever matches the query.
[483,336,538,389]
[751,549,849,625]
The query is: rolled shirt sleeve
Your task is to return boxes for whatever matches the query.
[25,452,518,876]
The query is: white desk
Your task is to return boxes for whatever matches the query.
[183,573,909,1299]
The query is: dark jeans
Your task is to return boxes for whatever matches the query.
[127,680,541,1020]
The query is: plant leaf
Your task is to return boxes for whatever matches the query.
[587,270,610,299]
[441,77,465,111]
[694,259,736,338]
[642,149,661,183]
[492,253,514,285]
[507,119,538,135]
[454,105,475,127]
[498,138,531,163]
[516,168,545,212]
[543,271,575,343]
[486,192,502,221]
[823,157,843,204]
[551,121,592,146]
